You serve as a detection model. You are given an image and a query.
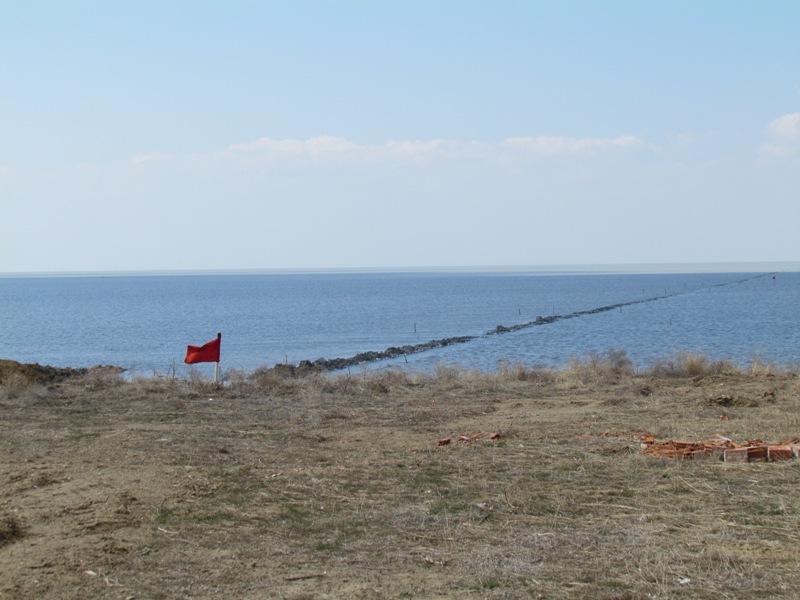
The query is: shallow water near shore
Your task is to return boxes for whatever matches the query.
[1,269,798,375]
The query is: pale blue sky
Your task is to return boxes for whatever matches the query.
[1,1,798,273]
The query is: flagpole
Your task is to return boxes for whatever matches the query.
[214,332,221,385]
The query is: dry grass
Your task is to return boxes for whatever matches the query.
[1,355,800,598]
[0,514,24,547]
[647,351,737,379]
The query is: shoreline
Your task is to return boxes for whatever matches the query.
[2,348,796,388]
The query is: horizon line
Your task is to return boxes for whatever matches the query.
[1,260,798,278]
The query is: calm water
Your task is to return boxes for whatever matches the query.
[1,270,798,376]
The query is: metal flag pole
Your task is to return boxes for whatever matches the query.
[214,332,221,385]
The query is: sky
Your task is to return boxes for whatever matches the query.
[1,1,799,274]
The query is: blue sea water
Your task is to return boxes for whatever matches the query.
[0,270,798,376]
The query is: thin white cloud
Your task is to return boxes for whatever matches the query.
[131,152,172,164]
[125,134,654,172]
[227,135,360,155]
[217,134,649,163]
[227,135,457,159]
[385,139,444,155]
[767,112,800,137]
[760,142,795,158]
[671,132,695,145]
[760,112,800,158]
[502,135,646,155]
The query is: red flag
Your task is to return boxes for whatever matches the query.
[184,333,221,364]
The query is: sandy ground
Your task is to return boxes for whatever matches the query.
[2,359,800,599]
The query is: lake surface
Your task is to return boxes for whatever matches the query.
[1,269,797,376]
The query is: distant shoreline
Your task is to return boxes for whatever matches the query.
[1,261,798,278]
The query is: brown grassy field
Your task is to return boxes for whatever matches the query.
[2,353,800,599]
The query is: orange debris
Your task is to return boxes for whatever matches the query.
[767,446,794,461]
[641,435,798,463]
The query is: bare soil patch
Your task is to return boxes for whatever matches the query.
[2,357,800,598]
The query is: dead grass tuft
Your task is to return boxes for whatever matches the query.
[243,365,305,395]
[749,354,780,376]
[0,514,23,547]
[0,371,36,400]
[558,349,635,388]
[79,365,125,389]
[433,362,463,383]
[498,361,557,384]
[647,351,735,378]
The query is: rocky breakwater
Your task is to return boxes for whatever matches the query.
[269,335,476,376]
[268,274,770,376]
